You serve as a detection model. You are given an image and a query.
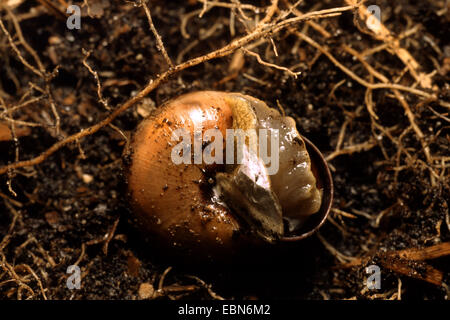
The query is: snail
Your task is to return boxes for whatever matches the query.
[123,91,332,258]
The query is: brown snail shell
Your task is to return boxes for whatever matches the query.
[123,91,333,258]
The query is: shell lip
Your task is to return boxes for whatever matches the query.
[280,135,333,242]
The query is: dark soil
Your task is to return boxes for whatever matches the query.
[0,0,449,300]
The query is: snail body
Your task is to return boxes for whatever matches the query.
[124,91,331,258]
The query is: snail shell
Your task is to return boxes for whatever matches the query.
[123,91,327,258]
